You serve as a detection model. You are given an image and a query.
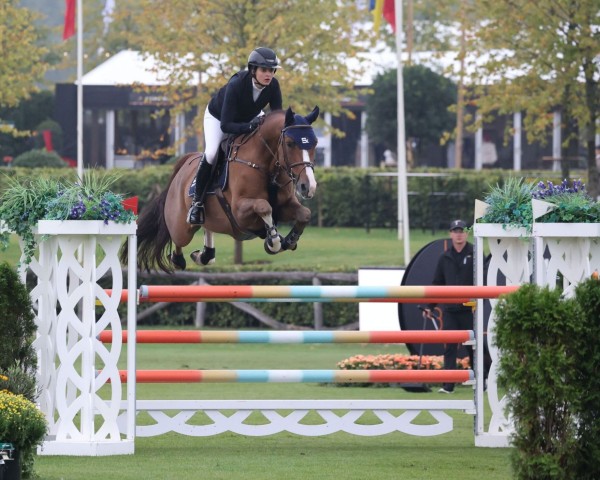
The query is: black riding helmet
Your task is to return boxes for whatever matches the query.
[247,47,280,71]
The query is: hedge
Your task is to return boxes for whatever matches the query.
[1,165,576,231]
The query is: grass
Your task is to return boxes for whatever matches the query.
[4,227,513,478]
[0,227,445,271]
[35,342,513,480]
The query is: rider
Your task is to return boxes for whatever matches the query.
[187,47,283,225]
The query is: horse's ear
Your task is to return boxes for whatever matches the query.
[285,107,295,127]
[305,106,319,125]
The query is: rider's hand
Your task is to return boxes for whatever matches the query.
[247,118,261,132]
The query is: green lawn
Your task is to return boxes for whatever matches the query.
[1,227,446,271]
[35,342,513,480]
[5,227,513,479]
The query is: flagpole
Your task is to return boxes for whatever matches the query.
[76,0,83,180]
[394,0,410,266]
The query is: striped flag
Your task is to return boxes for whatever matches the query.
[370,0,396,33]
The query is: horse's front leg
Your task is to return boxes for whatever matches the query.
[281,204,311,252]
[236,198,283,254]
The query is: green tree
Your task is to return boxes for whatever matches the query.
[365,65,456,165]
[113,0,375,135]
[0,1,50,136]
[466,0,600,195]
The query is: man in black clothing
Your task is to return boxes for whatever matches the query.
[428,219,474,393]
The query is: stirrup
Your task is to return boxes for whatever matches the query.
[187,202,205,225]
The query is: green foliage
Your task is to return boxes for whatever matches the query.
[479,177,535,230]
[365,66,457,151]
[12,149,68,168]
[533,180,600,224]
[0,1,49,109]
[0,170,137,265]
[121,0,375,135]
[467,0,600,197]
[0,262,37,384]
[494,284,580,478]
[0,90,55,159]
[572,278,600,479]
[0,391,48,469]
[494,283,597,479]
[479,177,600,231]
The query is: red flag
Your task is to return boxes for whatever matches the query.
[383,0,396,33]
[42,130,54,151]
[63,0,75,40]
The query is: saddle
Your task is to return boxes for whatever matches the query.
[187,137,234,198]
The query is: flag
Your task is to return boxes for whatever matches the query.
[370,0,384,32]
[103,0,115,34]
[383,0,396,33]
[370,0,396,33]
[63,0,76,40]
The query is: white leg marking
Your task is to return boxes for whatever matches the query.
[204,230,215,248]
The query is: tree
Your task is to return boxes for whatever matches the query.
[113,0,375,135]
[0,1,50,135]
[365,65,456,165]
[465,0,600,196]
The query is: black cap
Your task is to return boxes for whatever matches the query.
[449,219,467,231]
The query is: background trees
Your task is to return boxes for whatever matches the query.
[107,0,376,136]
[466,0,599,196]
[365,65,456,166]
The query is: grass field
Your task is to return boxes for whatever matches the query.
[2,227,514,479]
[0,227,447,271]
[35,343,514,480]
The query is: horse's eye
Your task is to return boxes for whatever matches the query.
[285,140,295,148]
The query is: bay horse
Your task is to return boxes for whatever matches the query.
[122,106,319,273]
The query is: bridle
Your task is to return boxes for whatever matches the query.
[229,121,315,190]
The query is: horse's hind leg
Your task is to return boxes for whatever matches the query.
[169,246,187,270]
[191,230,216,266]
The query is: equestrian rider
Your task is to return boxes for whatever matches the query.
[187,47,283,225]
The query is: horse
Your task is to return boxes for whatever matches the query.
[122,106,319,273]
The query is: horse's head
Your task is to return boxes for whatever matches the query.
[279,106,319,199]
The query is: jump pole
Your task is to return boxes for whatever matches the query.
[112,369,474,384]
[138,284,518,302]
[99,329,474,344]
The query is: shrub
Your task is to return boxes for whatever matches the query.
[0,261,37,395]
[572,278,600,479]
[12,149,68,168]
[494,283,582,479]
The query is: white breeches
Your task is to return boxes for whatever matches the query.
[203,107,225,165]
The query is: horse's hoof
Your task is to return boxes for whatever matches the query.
[191,247,216,266]
[264,235,283,255]
[282,239,298,251]
[169,253,186,270]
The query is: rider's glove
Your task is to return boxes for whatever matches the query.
[247,118,261,132]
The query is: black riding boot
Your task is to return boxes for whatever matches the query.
[187,157,213,225]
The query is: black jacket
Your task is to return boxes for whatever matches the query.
[431,242,474,312]
[208,70,283,135]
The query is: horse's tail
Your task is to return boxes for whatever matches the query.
[120,154,195,273]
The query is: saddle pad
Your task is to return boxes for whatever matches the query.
[188,160,229,197]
